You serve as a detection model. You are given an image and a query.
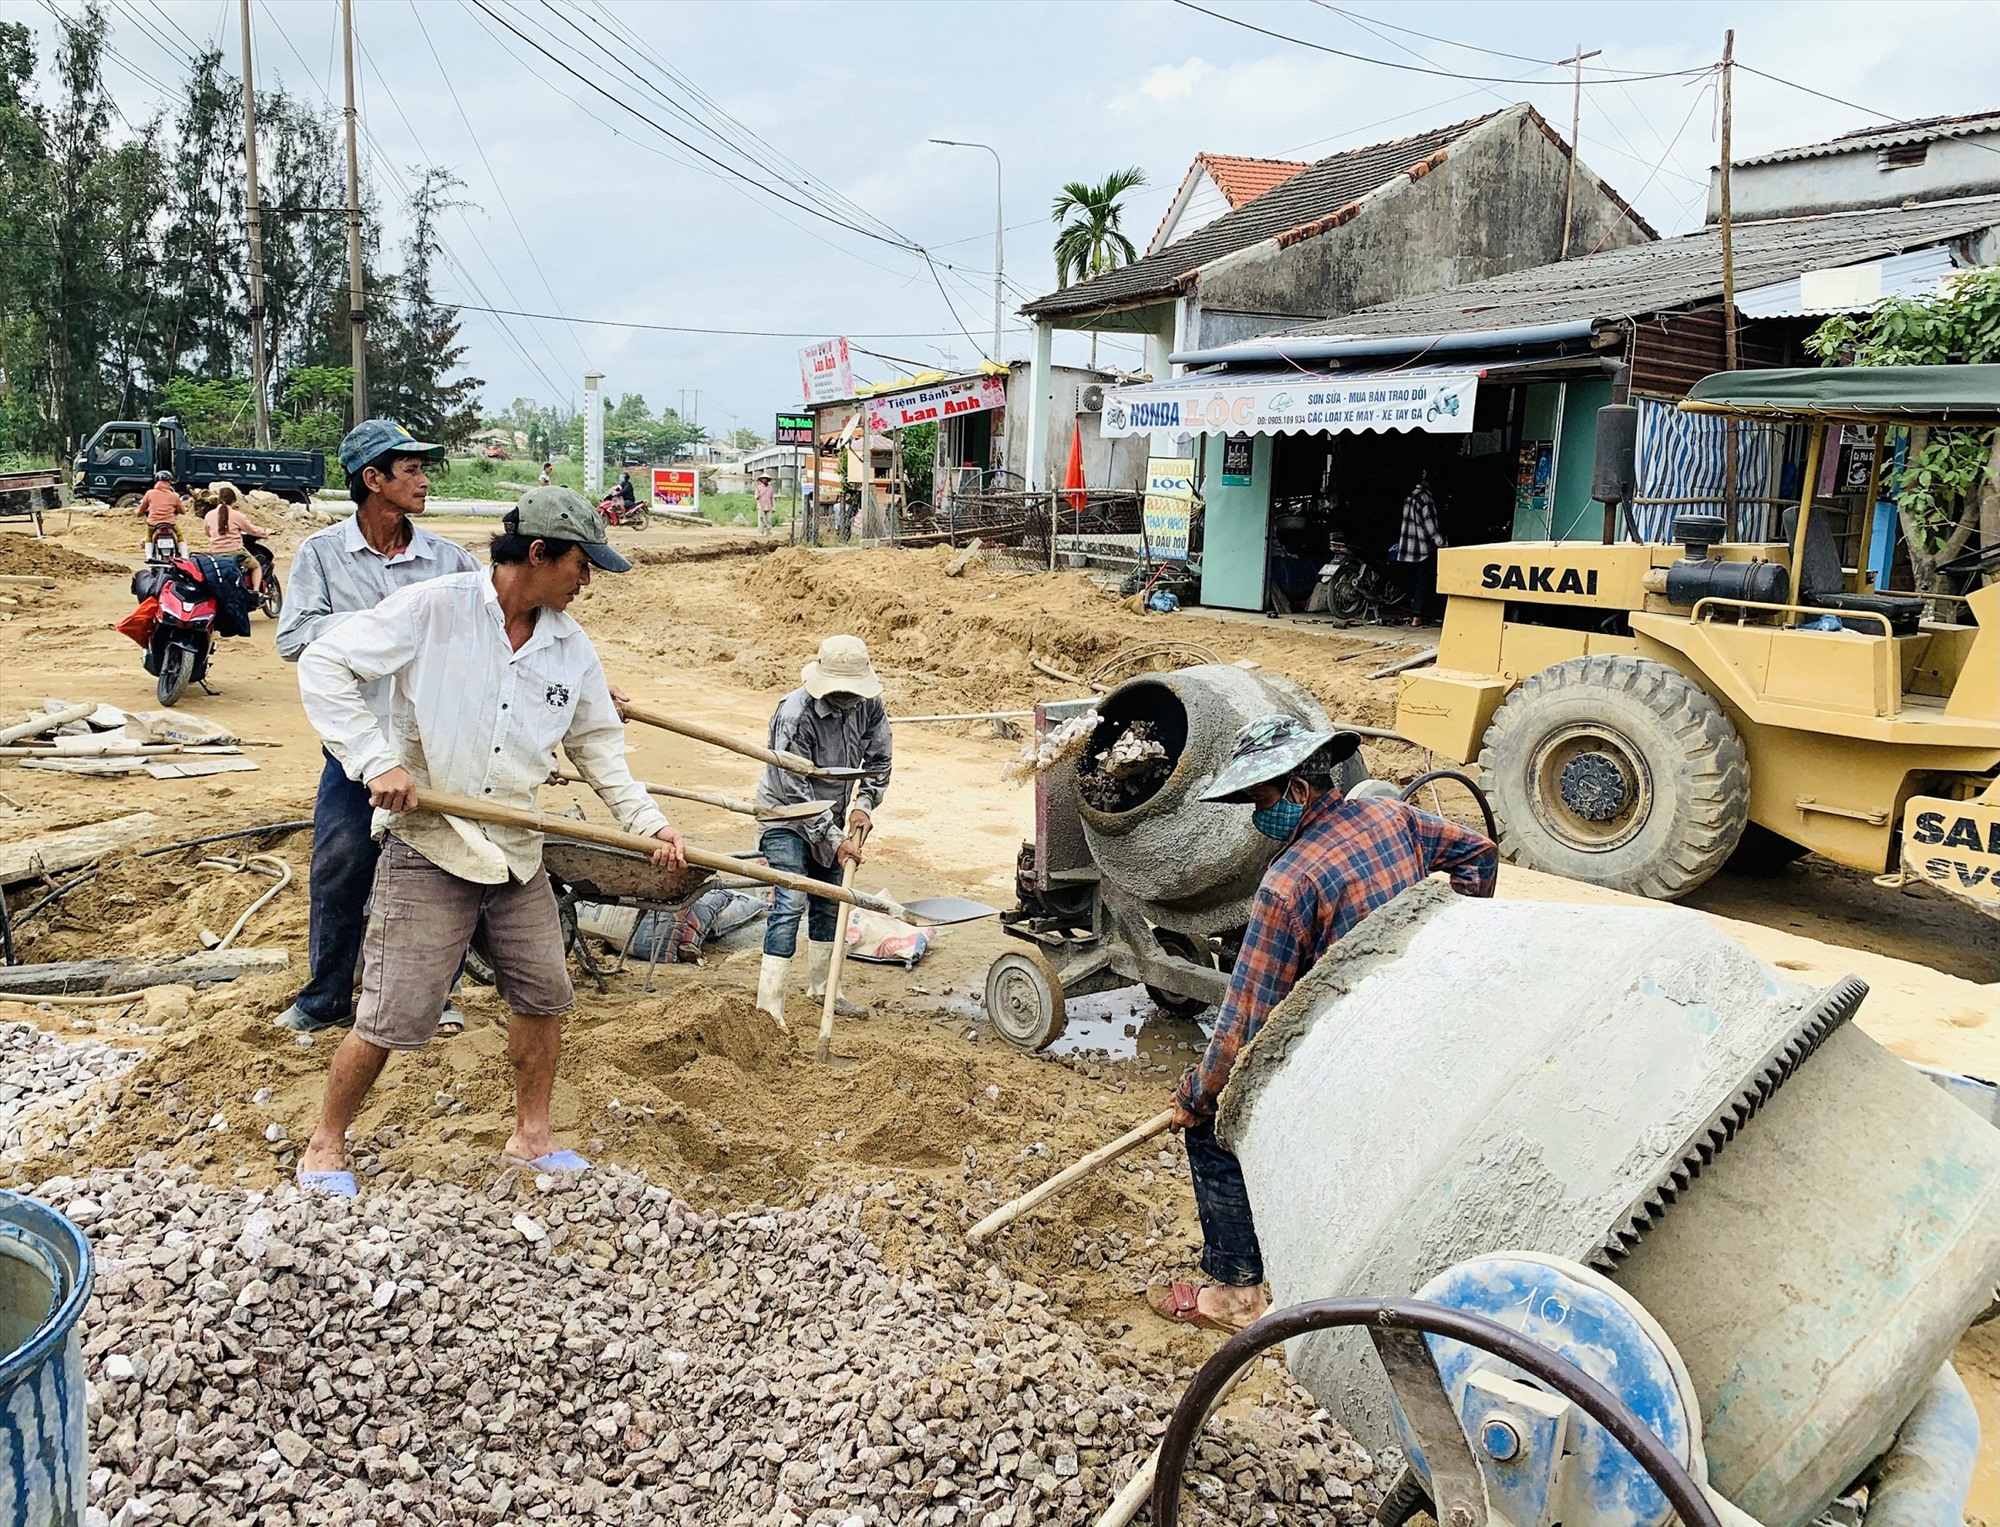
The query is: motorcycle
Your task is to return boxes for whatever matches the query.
[123,554,255,706]
[1308,534,1412,625]
[240,534,283,619]
[596,492,650,532]
[143,522,183,564]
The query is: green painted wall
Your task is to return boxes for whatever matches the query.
[1197,432,1271,611]
[1551,377,1613,542]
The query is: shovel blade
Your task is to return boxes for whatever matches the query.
[898,895,1001,925]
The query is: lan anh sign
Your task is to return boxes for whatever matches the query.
[1103,369,1479,438]
[651,467,699,508]
[864,373,1007,434]
[774,412,813,446]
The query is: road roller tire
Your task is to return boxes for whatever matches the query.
[984,948,1067,1051]
[1476,655,1747,901]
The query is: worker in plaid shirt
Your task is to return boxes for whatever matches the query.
[1394,470,1445,625]
[1149,716,1496,1334]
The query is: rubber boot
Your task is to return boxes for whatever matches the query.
[756,952,792,1030]
[806,940,868,1019]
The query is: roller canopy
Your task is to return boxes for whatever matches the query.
[1681,365,2000,425]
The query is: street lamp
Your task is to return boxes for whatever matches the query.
[929,138,1003,363]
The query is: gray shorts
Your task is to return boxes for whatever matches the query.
[353,837,574,1051]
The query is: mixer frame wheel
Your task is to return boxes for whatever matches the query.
[984,947,1067,1051]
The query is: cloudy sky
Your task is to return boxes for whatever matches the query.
[24,0,2000,435]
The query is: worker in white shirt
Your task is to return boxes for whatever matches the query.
[293,485,684,1196]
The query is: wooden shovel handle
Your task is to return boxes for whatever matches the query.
[965,1109,1177,1245]
[616,697,837,779]
[409,787,896,914]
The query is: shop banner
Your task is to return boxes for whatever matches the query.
[1103,370,1479,438]
[651,467,699,508]
[774,412,814,446]
[864,373,1007,434]
[1143,456,1196,560]
[799,338,853,405]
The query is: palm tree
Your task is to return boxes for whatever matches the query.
[1051,168,1149,366]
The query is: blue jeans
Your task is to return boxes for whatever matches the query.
[759,827,840,957]
[1186,1120,1264,1286]
[292,750,379,1022]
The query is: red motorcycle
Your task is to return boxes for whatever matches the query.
[596,491,650,532]
[121,554,254,706]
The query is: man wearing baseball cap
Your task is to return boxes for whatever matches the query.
[749,634,891,1027]
[291,485,679,1195]
[275,419,478,1036]
[1148,715,1498,1334]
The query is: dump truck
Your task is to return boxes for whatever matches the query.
[71,415,324,507]
[1394,364,1999,914]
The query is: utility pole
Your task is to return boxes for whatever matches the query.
[238,0,271,448]
[340,0,367,425]
[1719,29,1739,535]
[932,137,1008,361]
[1557,45,1601,260]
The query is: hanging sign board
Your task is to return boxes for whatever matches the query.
[651,467,699,508]
[1143,456,1196,561]
[1103,369,1480,438]
[864,373,1007,434]
[1220,434,1254,486]
[799,339,853,405]
[774,412,814,446]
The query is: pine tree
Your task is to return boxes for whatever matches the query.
[376,168,481,446]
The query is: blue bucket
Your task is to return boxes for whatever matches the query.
[0,1191,93,1527]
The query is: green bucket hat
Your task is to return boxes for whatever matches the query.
[1199,714,1360,804]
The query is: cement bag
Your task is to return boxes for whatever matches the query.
[844,908,929,967]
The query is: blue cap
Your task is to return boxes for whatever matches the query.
[338,418,444,476]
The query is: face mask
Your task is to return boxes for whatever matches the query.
[823,692,862,711]
[1251,797,1305,841]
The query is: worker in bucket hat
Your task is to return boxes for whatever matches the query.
[1149,714,1498,1334]
[750,635,891,1028]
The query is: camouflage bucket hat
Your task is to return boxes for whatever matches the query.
[1198,714,1359,803]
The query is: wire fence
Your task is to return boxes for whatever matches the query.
[794,487,1151,572]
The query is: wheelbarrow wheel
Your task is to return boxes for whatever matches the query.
[984,948,1067,1051]
[463,883,580,986]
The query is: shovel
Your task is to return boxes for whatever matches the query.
[815,824,867,1065]
[617,697,869,781]
[548,771,825,822]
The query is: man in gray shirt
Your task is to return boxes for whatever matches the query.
[752,634,892,1027]
[274,419,479,1034]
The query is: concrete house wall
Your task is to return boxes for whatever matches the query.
[1190,109,1650,347]
[1707,124,2000,223]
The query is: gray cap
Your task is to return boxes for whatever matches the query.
[1198,714,1360,803]
[510,485,631,573]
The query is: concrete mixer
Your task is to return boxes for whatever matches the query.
[984,664,1366,1049]
[1145,883,1997,1527]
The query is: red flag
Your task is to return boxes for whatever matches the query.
[1062,422,1087,515]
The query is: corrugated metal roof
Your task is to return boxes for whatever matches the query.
[1243,196,2000,345]
[1022,111,1503,320]
[1735,110,2000,167]
[1734,246,1965,318]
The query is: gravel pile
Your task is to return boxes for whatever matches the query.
[1,1018,140,1161]
[37,1166,1377,1527]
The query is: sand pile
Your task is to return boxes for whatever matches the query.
[0,534,126,577]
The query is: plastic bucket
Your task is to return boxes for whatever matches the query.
[0,1191,93,1527]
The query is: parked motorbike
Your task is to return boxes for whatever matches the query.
[122,554,255,706]
[1308,535,1411,625]
[596,492,650,532]
[240,533,283,619]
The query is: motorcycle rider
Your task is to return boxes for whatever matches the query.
[136,471,184,557]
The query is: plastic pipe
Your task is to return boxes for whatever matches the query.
[1866,1364,1981,1527]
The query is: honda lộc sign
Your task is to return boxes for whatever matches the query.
[1102,370,1480,438]
[863,373,1007,434]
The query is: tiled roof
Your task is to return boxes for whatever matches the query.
[1249,196,2000,342]
[1198,153,1310,208]
[1736,110,2000,168]
[1023,110,1507,319]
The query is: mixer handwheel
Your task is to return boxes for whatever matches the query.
[984,948,1067,1051]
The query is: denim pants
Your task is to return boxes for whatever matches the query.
[759,827,841,958]
[292,750,380,1022]
[1185,1119,1265,1286]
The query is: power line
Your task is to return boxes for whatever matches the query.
[1733,65,2000,156]
[1171,1,1710,86]
[1582,72,1715,259]
[452,300,1030,341]
[406,0,594,372]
